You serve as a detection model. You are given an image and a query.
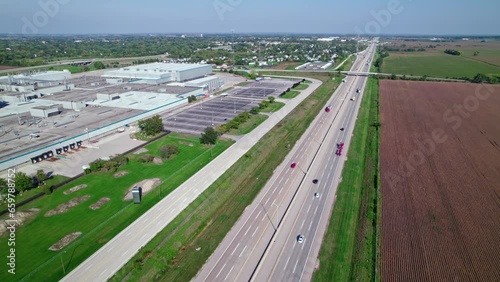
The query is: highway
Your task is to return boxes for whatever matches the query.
[57,78,322,282]
[194,42,376,282]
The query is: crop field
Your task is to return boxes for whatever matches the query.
[379,80,500,281]
[381,39,500,78]
[381,51,500,78]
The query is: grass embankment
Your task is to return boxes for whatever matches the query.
[381,51,500,79]
[259,101,285,113]
[111,73,341,282]
[281,90,301,99]
[0,133,233,282]
[341,55,356,72]
[227,114,269,135]
[313,78,381,282]
[293,83,310,90]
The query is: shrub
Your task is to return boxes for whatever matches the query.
[160,144,180,159]
[138,154,155,163]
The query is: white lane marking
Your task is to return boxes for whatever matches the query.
[307,204,311,213]
[224,266,234,281]
[216,264,226,278]
[100,269,107,277]
[107,247,114,253]
[315,206,319,215]
[264,197,270,205]
[279,177,283,185]
[285,178,289,186]
[284,256,291,270]
[271,199,276,207]
[230,243,240,256]
[239,245,247,258]
[244,225,252,236]
[293,257,300,273]
[309,221,313,231]
[84,264,93,271]
[252,227,259,237]
[301,219,306,229]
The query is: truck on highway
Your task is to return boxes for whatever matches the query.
[325,104,332,112]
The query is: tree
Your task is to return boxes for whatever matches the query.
[94,61,105,69]
[200,127,218,145]
[42,184,54,195]
[138,115,164,136]
[268,96,275,103]
[444,49,461,56]
[0,178,7,194]
[473,51,479,56]
[472,73,490,83]
[249,70,257,80]
[15,172,33,192]
[250,107,260,115]
[36,169,46,185]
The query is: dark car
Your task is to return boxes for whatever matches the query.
[340,127,344,131]
[312,179,319,184]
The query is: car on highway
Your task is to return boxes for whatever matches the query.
[297,235,304,243]
[356,88,361,93]
[325,104,332,112]
[340,127,344,131]
[314,193,320,198]
[312,179,318,184]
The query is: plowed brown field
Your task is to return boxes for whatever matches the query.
[380,80,500,282]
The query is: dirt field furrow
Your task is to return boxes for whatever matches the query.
[380,80,500,282]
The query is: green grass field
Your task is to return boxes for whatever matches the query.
[111,73,342,282]
[227,114,268,135]
[0,133,234,282]
[381,51,500,79]
[259,101,285,113]
[313,78,381,282]
[0,175,69,210]
[293,83,310,90]
[281,90,301,99]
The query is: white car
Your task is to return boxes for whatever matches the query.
[314,193,320,198]
[297,235,304,243]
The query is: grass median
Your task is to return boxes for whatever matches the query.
[111,73,341,281]
[312,78,381,282]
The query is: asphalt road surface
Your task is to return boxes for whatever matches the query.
[194,42,377,282]
[58,78,322,282]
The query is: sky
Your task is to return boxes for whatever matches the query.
[0,0,498,35]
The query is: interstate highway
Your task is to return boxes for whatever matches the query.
[194,42,376,282]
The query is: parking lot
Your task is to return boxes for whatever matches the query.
[164,97,256,135]
[164,78,302,135]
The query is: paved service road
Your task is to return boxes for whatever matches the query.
[194,41,377,282]
[58,79,322,282]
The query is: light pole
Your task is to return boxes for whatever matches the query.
[60,251,66,274]
[272,202,279,230]
[290,162,306,174]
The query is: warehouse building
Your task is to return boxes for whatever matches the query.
[102,63,213,84]
[185,76,224,93]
